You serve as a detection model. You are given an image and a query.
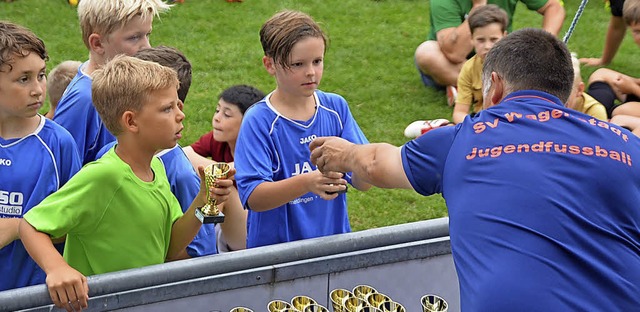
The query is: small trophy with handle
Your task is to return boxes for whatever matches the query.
[195,162,229,224]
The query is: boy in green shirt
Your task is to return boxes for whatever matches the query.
[19,56,234,312]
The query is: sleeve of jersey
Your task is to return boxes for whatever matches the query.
[234,108,276,208]
[190,132,214,158]
[430,0,464,34]
[52,83,94,163]
[523,0,551,11]
[400,126,456,196]
[23,163,115,238]
[456,59,475,106]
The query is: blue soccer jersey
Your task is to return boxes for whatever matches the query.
[53,62,116,165]
[235,90,368,248]
[0,117,81,290]
[97,143,217,256]
[402,90,640,310]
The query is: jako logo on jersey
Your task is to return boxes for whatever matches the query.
[300,135,317,145]
[0,159,11,166]
[292,162,314,176]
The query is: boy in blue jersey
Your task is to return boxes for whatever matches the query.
[234,10,372,248]
[311,28,640,310]
[19,56,235,311]
[0,21,82,291]
[52,0,171,165]
[97,45,220,258]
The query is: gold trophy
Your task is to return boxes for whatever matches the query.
[229,308,253,312]
[378,301,406,312]
[352,285,377,300]
[291,295,317,311]
[330,288,353,312]
[303,304,329,312]
[195,162,230,224]
[267,299,293,312]
[343,296,366,312]
[420,294,448,312]
[366,293,391,308]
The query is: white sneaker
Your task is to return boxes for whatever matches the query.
[403,119,451,138]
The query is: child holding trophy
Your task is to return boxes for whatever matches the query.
[234,10,372,248]
[19,56,234,312]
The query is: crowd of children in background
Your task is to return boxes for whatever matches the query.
[2,0,640,310]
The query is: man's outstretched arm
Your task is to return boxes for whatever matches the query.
[309,137,413,190]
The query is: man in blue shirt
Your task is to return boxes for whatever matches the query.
[311,28,640,310]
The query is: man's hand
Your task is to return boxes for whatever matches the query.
[45,266,89,312]
[309,136,354,173]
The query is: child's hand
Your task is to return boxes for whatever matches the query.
[45,265,89,311]
[308,170,347,200]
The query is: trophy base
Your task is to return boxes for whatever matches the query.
[195,208,225,224]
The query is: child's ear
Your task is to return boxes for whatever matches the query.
[262,56,276,75]
[88,33,105,55]
[577,81,585,95]
[122,111,139,133]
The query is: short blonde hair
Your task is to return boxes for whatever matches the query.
[47,60,82,108]
[91,55,179,135]
[77,0,170,49]
[570,53,582,85]
[623,0,640,25]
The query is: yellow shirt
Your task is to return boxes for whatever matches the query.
[457,55,484,114]
[578,93,608,121]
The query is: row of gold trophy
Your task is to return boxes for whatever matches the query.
[229,285,448,312]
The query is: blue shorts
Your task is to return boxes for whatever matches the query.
[415,58,445,91]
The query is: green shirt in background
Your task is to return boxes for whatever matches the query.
[25,148,183,276]
[427,0,549,40]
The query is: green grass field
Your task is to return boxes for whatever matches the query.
[1,0,638,231]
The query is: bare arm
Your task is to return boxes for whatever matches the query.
[452,103,471,124]
[167,166,234,260]
[0,218,20,248]
[182,146,215,172]
[437,0,488,63]
[580,16,626,66]
[247,170,348,212]
[310,137,413,190]
[19,220,88,311]
[537,0,565,36]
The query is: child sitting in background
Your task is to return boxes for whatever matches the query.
[404,5,508,138]
[0,21,81,292]
[19,56,234,311]
[183,84,265,252]
[44,60,81,119]
[565,54,608,120]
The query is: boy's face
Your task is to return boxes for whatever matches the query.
[102,15,152,61]
[212,98,243,144]
[471,23,506,60]
[0,52,46,119]
[135,86,184,150]
[629,22,640,47]
[265,36,325,98]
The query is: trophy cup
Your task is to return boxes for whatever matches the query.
[343,296,366,312]
[355,307,381,312]
[291,295,317,311]
[378,301,406,312]
[366,293,391,308]
[229,307,253,312]
[303,304,329,312]
[420,294,448,312]
[195,162,230,224]
[352,285,377,300]
[330,288,353,312]
[267,299,293,312]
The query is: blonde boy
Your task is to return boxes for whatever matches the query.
[19,56,234,311]
[452,4,508,124]
[565,54,608,120]
[44,60,82,119]
[52,0,171,165]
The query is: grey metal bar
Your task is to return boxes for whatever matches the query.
[0,217,451,311]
